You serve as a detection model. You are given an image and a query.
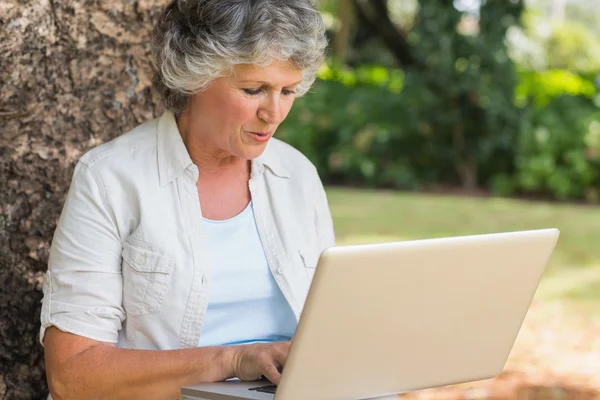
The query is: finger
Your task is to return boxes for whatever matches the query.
[262,363,282,385]
[272,345,289,370]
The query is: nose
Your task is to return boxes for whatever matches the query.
[257,95,283,125]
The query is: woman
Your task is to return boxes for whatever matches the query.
[40,0,334,399]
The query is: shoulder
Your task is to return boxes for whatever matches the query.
[78,118,159,176]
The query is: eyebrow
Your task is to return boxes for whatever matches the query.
[237,79,303,87]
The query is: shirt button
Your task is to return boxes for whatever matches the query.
[277,267,284,275]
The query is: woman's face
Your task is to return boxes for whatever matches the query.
[186,59,303,161]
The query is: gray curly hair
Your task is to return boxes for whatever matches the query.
[151,0,328,115]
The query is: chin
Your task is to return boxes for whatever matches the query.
[242,143,269,160]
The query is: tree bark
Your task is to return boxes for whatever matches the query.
[0,1,167,398]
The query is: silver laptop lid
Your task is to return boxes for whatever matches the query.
[274,229,559,400]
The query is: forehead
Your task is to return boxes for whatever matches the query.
[232,60,303,86]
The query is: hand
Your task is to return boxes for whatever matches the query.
[231,341,291,385]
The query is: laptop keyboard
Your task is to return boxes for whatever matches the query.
[248,384,277,394]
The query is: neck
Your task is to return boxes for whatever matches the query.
[176,110,247,177]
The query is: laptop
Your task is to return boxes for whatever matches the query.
[182,228,560,400]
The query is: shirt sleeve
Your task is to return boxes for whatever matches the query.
[40,161,125,345]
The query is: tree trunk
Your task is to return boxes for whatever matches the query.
[0,1,167,398]
[351,0,418,68]
[332,0,354,65]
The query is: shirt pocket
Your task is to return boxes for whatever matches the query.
[121,239,175,317]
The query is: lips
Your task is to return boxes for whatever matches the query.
[246,130,273,143]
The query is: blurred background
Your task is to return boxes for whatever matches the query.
[1,0,599,399]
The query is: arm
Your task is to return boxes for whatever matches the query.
[44,328,288,400]
[44,327,237,400]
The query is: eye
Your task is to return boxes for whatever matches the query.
[243,88,262,95]
[282,89,296,96]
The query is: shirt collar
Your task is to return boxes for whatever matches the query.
[157,112,290,187]
[252,139,291,180]
[157,112,195,187]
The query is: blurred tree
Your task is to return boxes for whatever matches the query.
[284,0,600,200]
[352,0,417,67]
[510,0,600,73]
[506,8,549,70]
[565,0,600,35]
[342,0,525,189]
[331,0,355,65]
[546,21,600,74]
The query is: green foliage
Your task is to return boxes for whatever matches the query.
[280,75,424,189]
[281,59,519,190]
[279,0,600,203]
[512,95,600,201]
[516,69,596,107]
[546,21,600,74]
[281,62,600,202]
[290,0,524,190]
[509,6,600,74]
[400,0,523,189]
[317,63,404,93]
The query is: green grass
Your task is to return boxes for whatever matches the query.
[326,187,600,320]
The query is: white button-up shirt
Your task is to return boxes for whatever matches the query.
[40,112,335,350]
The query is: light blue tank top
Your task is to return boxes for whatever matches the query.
[198,200,297,347]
